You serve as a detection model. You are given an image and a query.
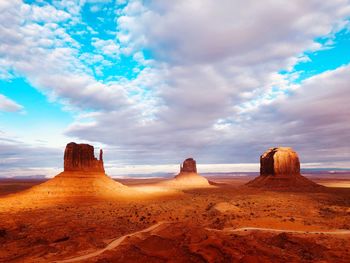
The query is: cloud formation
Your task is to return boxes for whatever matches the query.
[67,0,350,165]
[0,94,23,112]
[0,0,350,175]
[0,0,132,111]
[0,134,61,177]
[260,65,350,163]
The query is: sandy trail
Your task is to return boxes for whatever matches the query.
[56,223,350,263]
[55,221,168,263]
[207,227,350,235]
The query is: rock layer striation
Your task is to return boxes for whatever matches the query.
[260,147,300,176]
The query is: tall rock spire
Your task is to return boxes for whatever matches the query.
[99,149,103,162]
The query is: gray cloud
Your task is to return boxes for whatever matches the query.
[0,135,62,177]
[258,66,350,163]
[66,0,350,166]
[66,65,350,165]
[1,0,350,175]
[118,0,348,64]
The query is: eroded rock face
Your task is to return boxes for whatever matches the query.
[64,142,104,173]
[260,147,300,176]
[246,147,321,190]
[180,158,197,173]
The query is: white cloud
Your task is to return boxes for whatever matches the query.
[0,1,132,111]
[66,62,350,165]
[21,3,71,22]
[1,0,350,175]
[66,0,350,166]
[92,38,120,58]
[86,0,113,3]
[112,0,350,128]
[117,0,350,64]
[0,94,23,112]
[228,64,350,163]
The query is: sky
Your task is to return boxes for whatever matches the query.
[0,0,350,177]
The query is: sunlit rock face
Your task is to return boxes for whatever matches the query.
[180,158,197,173]
[246,147,322,190]
[64,142,104,173]
[168,158,210,187]
[260,147,300,176]
[16,142,132,200]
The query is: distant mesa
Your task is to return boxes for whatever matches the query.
[163,157,211,187]
[64,142,105,173]
[246,147,322,190]
[179,158,197,173]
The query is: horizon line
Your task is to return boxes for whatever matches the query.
[1,162,350,178]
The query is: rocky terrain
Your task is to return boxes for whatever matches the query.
[0,178,349,262]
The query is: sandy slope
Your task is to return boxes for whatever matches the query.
[160,172,213,189]
[0,172,179,211]
[0,176,349,262]
[246,173,323,191]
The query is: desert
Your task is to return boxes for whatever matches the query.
[0,144,349,262]
[1,1,350,262]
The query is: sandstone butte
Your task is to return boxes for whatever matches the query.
[246,147,322,190]
[13,142,131,200]
[179,158,197,173]
[163,158,211,187]
[63,142,105,173]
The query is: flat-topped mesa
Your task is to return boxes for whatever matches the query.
[180,158,197,173]
[64,142,104,173]
[246,146,322,190]
[260,147,300,176]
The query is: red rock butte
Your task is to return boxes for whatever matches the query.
[167,158,210,187]
[64,142,105,173]
[247,147,322,190]
[260,147,300,176]
[179,158,197,173]
[13,142,131,200]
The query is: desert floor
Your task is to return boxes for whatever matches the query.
[0,175,349,263]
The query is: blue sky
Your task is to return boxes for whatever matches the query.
[1,0,350,177]
[292,28,350,81]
